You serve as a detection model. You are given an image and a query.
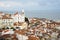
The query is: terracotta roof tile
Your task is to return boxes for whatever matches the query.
[2,15,13,19]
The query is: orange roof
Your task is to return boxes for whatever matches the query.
[2,14,13,19]
[14,12,18,16]
[15,30,26,35]
[3,29,9,33]
[2,17,13,19]
[14,22,24,26]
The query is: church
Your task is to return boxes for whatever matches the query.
[12,9,29,29]
[0,9,29,29]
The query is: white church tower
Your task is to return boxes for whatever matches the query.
[18,9,25,22]
[12,9,25,22]
[22,8,24,13]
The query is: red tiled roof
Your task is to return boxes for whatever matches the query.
[14,22,24,26]
[2,14,13,19]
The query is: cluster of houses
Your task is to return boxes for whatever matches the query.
[29,18,60,28]
[0,9,28,29]
[0,10,60,40]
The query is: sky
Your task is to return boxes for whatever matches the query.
[0,0,60,20]
[0,0,60,11]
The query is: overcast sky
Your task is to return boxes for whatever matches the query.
[0,0,60,20]
[0,0,60,11]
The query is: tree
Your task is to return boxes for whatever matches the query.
[25,17,29,25]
